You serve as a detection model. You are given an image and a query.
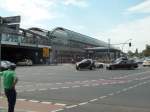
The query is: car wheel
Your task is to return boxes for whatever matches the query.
[110,66,115,70]
[89,66,93,70]
[76,65,79,70]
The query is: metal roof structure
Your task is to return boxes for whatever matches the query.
[50,27,112,48]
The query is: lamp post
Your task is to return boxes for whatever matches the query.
[108,38,111,62]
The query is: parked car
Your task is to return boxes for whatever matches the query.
[1,61,16,71]
[76,59,95,70]
[17,59,33,66]
[143,59,150,67]
[106,59,138,70]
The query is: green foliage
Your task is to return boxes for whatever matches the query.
[143,44,150,57]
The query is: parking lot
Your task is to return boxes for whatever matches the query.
[1,64,150,112]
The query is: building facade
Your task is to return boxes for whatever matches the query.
[0,26,120,64]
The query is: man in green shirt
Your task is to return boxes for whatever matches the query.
[0,65,18,112]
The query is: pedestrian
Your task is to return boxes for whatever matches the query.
[0,65,18,112]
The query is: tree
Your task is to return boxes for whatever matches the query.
[143,44,150,57]
[134,48,139,57]
[127,50,134,57]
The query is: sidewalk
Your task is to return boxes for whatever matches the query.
[0,97,65,112]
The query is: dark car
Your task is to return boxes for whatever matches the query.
[106,59,138,70]
[76,59,95,70]
[1,61,16,71]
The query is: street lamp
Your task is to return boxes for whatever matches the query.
[107,38,111,62]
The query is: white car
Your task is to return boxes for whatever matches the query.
[17,59,33,66]
[143,59,150,67]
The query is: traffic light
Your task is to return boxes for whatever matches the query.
[129,42,131,47]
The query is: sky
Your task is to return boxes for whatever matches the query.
[0,0,150,52]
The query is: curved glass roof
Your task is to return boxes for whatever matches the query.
[51,27,109,47]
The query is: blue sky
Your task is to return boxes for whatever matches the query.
[0,0,150,52]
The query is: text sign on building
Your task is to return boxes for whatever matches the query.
[43,48,49,58]
[3,16,20,24]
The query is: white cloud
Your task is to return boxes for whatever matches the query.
[63,0,89,7]
[0,0,61,28]
[127,0,150,13]
[95,16,150,52]
[94,0,150,53]
[0,0,89,28]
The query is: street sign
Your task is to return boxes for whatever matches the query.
[3,16,20,24]
[7,24,20,31]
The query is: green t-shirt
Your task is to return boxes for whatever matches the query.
[0,70,16,89]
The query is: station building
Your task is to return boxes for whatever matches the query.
[0,26,121,64]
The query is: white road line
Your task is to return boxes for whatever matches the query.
[82,84,90,87]
[38,88,47,91]
[78,102,88,106]
[72,85,80,88]
[56,83,62,84]
[116,91,121,94]
[51,109,64,112]
[66,105,78,109]
[122,88,128,92]
[55,103,66,106]
[61,87,69,89]
[108,93,114,96]
[41,102,52,104]
[17,99,27,101]
[89,99,98,102]
[99,96,107,99]
[26,89,36,92]
[29,100,40,103]
[92,84,99,86]
[50,88,59,90]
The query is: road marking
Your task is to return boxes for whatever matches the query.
[92,84,99,86]
[78,102,88,106]
[116,91,121,94]
[82,84,90,87]
[61,87,69,89]
[50,88,59,90]
[17,99,27,101]
[55,103,67,106]
[89,99,98,102]
[72,85,80,88]
[66,105,78,109]
[56,83,62,84]
[51,109,64,112]
[39,88,47,91]
[99,96,107,99]
[41,101,52,104]
[29,100,40,103]
[26,89,36,92]
[108,93,114,96]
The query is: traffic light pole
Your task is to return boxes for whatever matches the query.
[0,17,2,95]
[121,39,132,53]
[0,27,2,96]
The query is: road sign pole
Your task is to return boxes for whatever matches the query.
[0,31,2,96]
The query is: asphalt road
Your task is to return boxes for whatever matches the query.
[15,64,150,112]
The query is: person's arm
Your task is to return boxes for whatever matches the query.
[12,77,18,88]
[0,72,3,77]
